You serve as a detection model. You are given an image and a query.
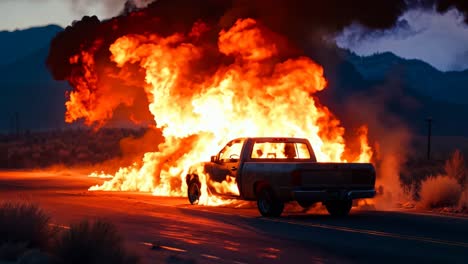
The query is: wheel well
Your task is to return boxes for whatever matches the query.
[253,181,270,198]
[186,174,200,186]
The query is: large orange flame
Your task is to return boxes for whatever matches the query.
[68,18,372,205]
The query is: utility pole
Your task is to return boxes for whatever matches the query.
[426,117,432,160]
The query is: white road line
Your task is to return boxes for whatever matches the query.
[141,242,187,252]
[201,254,221,260]
[48,223,70,229]
[159,245,187,252]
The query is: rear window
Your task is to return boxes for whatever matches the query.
[251,142,311,159]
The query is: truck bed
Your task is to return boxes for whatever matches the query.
[241,161,375,201]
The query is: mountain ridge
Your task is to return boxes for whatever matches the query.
[0,25,62,67]
[345,50,468,105]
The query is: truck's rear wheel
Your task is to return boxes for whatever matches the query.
[325,200,352,216]
[187,180,201,205]
[257,187,284,217]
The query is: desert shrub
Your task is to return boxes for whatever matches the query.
[0,242,28,261]
[400,158,445,200]
[445,150,466,186]
[0,202,54,254]
[53,220,139,264]
[419,175,462,209]
[459,190,468,210]
[17,249,60,264]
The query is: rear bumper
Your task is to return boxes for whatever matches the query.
[292,189,375,201]
[347,190,376,199]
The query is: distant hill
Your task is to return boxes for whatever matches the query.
[0,25,70,133]
[346,51,468,105]
[0,25,63,67]
[336,50,468,137]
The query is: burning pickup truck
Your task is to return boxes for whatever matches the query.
[186,137,376,217]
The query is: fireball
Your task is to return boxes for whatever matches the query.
[66,18,372,205]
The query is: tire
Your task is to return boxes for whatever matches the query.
[325,200,352,216]
[187,179,201,205]
[257,186,284,217]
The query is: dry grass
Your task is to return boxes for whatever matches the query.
[53,220,139,264]
[419,175,462,209]
[458,190,468,210]
[0,202,54,259]
[0,203,140,263]
[445,150,466,186]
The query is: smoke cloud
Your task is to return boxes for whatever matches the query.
[337,19,424,46]
[336,7,468,71]
[405,1,468,21]
[47,0,468,81]
[68,0,156,17]
[341,78,415,209]
[47,0,411,80]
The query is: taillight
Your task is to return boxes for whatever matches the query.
[291,170,301,186]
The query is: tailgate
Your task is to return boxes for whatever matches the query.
[297,163,375,189]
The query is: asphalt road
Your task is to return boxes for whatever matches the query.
[0,170,467,264]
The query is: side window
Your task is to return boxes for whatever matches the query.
[219,140,243,162]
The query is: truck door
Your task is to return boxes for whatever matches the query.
[210,139,244,194]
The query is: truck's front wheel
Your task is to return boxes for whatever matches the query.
[325,200,352,216]
[257,187,284,217]
[187,179,201,205]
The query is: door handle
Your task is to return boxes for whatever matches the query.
[231,166,237,171]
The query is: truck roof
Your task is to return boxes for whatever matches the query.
[231,137,310,143]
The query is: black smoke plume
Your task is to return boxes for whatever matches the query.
[47,0,411,81]
[47,0,468,82]
[415,0,468,23]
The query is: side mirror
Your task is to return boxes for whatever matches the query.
[210,155,217,163]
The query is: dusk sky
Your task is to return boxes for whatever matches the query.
[0,0,467,71]
[0,0,123,30]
